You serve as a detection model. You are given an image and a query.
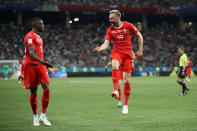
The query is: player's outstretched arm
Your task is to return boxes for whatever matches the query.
[28,46,53,68]
[107,61,112,67]
[94,40,110,52]
[48,67,58,73]
[135,32,143,57]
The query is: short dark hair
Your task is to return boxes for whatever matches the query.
[178,46,185,52]
[31,18,42,26]
[109,10,121,18]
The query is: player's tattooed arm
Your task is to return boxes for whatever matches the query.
[28,46,53,68]
[28,46,43,63]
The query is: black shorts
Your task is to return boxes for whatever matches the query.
[178,66,187,79]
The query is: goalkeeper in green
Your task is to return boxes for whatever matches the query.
[3,65,9,80]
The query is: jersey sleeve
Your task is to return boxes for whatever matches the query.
[26,34,35,47]
[127,22,139,35]
[105,28,111,40]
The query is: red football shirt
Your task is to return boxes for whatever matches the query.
[187,60,192,67]
[105,21,138,51]
[21,60,25,76]
[19,60,23,65]
[24,31,44,65]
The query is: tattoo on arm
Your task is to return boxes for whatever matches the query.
[28,46,43,64]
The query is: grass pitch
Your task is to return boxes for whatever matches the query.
[0,76,197,131]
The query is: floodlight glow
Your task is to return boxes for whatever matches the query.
[74,17,79,22]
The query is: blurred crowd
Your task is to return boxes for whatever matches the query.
[1,0,197,8]
[140,23,197,68]
[0,22,196,68]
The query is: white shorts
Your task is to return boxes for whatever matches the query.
[17,71,21,77]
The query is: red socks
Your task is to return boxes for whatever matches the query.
[124,82,131,106]
[30,89,50,115]
[30,94,37,115]
[112,69,119,91]
[118,87,121,101]
[42,89,50,114]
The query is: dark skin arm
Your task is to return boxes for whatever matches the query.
[28,46,53,68]
[28,46,43,64]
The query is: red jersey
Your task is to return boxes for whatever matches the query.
[105,21,138,52]
[187,60,192,67]
[24,31,44,65]
[21,60,25,76]
[19,60,23,65]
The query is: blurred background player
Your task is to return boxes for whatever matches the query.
[176,47,189,96]
[3,64,9,80]
[94,10,143,115]
[21,55,26,87]
[24,18,57,126]
[186,57,193,82]
[17,58,23,83]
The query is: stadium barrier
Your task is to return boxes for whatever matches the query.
[0,67,196,78]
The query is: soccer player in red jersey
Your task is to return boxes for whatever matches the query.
[186,57,193,82]
[24,18,57,126]
[94,10,143,115]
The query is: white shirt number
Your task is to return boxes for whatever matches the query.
[117,35,124,40]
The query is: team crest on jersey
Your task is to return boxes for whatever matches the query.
[112,30,116,34]
[28,39,32,43]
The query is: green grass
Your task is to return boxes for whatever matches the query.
[0,76,197,131]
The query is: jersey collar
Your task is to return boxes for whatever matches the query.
[114,22,123,29]
[31,31,40,37]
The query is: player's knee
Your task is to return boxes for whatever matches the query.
[118,83,121,88]
[30,88,37,94]
[124,79,130,83]
[124,73,130,82]
[124,76,130,83]
[112,60,119,69]
[41,83,49,90]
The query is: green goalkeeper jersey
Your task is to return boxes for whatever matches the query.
[3,65,9,72]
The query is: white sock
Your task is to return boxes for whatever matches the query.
[33,114,38,119]
[40,113,45,117]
